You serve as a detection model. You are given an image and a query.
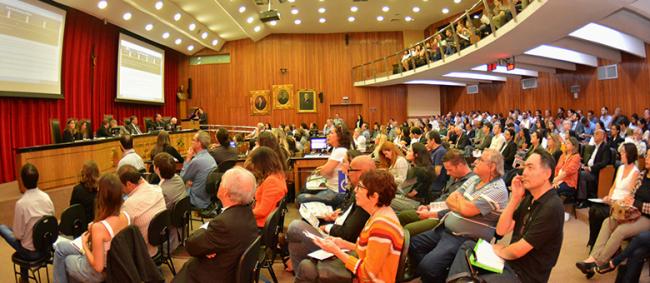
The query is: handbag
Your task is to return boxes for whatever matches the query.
[611,201,641,223]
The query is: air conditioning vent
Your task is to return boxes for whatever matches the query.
[466,85,479,94]
[597,64,618,80]
[521,78,538,90]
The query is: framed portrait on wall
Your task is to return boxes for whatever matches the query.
[272,84,294,109]
[250,90,270,115]
[297,89,317,113]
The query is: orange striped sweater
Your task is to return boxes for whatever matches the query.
[344,206,404,283]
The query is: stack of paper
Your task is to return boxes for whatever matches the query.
[469,239,505,273]
[299,203,333,228]
[429,201,448,213]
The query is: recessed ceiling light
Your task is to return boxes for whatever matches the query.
[412,6,420,13]
[269,20,277,26]
[187,45,194,51]
[376,16,384,21]
[175,38,182,45]
[294,19,301,25]
[350,6,358,12]
[211,39,218,46]
[201,32,208,39]
[238,6,246,13]
[145,24,153,31]
[173,13,181,21]
[189,23,196,31]
[291,8,299,15]
[97,0,107,9]
[454,0,462,3]
[318,7,326,13]
[162,32,170,39]
[405,16,413,22]
[122,12,132,21]
[348,16,355,22]
[442,8,449,14]
[254,25,261,32]
[382,6,390,12]
[154,1,163,10]
[319,17,326,23]
[246,17,254,23]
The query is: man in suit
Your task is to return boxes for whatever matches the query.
[126,115,143,135]
[410,127,427,145]
[454,126,470,151]
[172,167,258,283]
[150,113,166,131]
[501,128,518,171]
[577,129,611,208]
[208,128,239,164]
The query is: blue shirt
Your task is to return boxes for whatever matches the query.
[181,149,217,209]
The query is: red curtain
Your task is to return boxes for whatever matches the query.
[0,9,180,183]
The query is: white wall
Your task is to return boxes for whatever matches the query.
[407,85,441,117]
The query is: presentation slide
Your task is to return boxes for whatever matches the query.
[117,33,165,104]
[0,0,65,98]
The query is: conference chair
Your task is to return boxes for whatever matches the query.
[255,207,282,283]
[396,229,411,282]
[144,117,153,132]
[170,196,191,246]
[103,114,113,122]
[59,204,86,239]
[236,236,262,283]
[12,215,58,283]
[148,209,176,275]
[49,119,62,144]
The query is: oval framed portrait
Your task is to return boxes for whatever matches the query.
[272,84,294,109]
[250,90,270,115]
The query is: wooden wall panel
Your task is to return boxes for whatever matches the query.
[182,32,407,128]
[441,47,650,115]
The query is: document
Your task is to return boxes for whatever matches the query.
[469,239,505,273]
[588,198,605,204]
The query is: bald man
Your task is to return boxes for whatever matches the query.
[287,155,376,275]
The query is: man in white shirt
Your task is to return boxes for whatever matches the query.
[353,128,367,152]
[489,123,506,151]
[117,135,145,171]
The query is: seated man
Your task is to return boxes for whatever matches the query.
[181,131,217,210]
[117,134,145,171]
[150,113,166,131]
[118,165,166,257]
[286,155,375,275]
[208,128,239,164]
[0,163,54,280]
[577,129,611,208]
[409,149,508,283]
[172,167,258,283]
[126,115,143,135]
[446,149,564,283]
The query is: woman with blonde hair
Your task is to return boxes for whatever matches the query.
[372,133,388,160]
[546,133,563,162]
[377,142,410,187]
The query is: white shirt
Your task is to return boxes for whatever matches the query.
[13,188,54,251]
[118,149,145,171]
[588,142,601,168]
[325,147,348,191]
[354,135,367,152]
[489,133,506,151]
[122,181,166,256]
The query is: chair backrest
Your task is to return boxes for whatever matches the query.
[59,204,86,238]
[610,147,618,165]
[147,209,171,246]
[33,215,59,252]
[123,118,132,127]
[581,144,595,165]
[262,207,281,249]
[205,166,222,197]
[395,228,410,282]
[598,165,616,198]
[236,236,262,283]
[144,117,153,130]
[218,159,238,173]
[170,196,191,228]
[50,119,62,144]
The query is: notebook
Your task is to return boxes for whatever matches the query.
[469,238,505,273]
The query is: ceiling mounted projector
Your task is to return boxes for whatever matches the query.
[260,9,280,22]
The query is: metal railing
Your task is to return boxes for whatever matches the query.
[351,0,532,83]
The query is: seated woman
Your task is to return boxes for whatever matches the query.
[149,130,184,184]
[377,141,410,188]
[295,169,404,283]
[53,173,131,283]
[244,146,288,228]
[75,120,92,140]
[371,133,388,160]
[62,118,78,143]
[391,143,434,211]
[70,161,100,227]
[576,143,644,278]
[553,137,581,199]
[546,133,563,162]
[258,131,289,171]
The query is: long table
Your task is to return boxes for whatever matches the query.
[15,130,197,190]
[290,156,329,196]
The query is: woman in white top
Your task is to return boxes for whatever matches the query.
[54,173,131,283]
[607,143,640,202]
[377,141,410,187]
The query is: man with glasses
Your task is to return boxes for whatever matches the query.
[410,149,508,283]
[446,149,564,283]
[181,131,217,211]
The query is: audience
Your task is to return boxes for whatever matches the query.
[244,146,287,228]
[553,137,581,199]
[578,129,612,208]
[149,130,184,163]
[208,128,239,164]
[391,143,433,211]
[353,127,367,152]
[70,161,100,227]
[181,131,217,210]
[117,134,145,171]
[377,141,410,187]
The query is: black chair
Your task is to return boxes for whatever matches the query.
[237,236,262,283]
[190,167,220,230]
[396,229,411,282]
[255,207,282,283]
[218,159,238,173]
[148,209,176,275]
[50,119,62,144]
[171,196,192,245]
[59,204,86,238]
[12,215,58,283]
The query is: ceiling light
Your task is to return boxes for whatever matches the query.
[201,32,208,39]
[294,19,301,25]
[412,6,421,13]
[175,38,182,45]
[382,6,390,12]
[524,45,598,66]
[442,8,449,14]
[154,1,163,10]
[122,12,132,21]
[211,39,218,46]
[404,16,413,22]
[348,16,355,22]
[376,16,384,21]
[570,23,646,57]
[291,8,299,15]
[173,13,181,21]
[269,20,277,26]
[350,6,358,12]
[97,0,107,9]
[318,7,326,13]
[405,80,467,86]
[319,18,326,23]
[454,0,462,3]
[246,17,254,23]
[444,72,507,81]
[471,65,539,77]
[189,23,196,31]
[187,45,194,51]
[162,32,170,39]
[238,6,246,13]
[145,24,153,31]
[254,25,261,32]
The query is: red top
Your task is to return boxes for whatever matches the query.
[555,153,581,189]
[252,173,287,227]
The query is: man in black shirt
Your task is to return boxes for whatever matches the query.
[208,128,239,165]
[446,149,564,283]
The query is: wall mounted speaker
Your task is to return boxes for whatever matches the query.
[345,34,349,46]
[318,92,324,103]
[187,78,192,99]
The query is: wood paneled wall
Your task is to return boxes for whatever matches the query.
[181,32,407,128]
[441,47,650,115]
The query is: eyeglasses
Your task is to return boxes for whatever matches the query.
[348,167,362,172]
[355,183,367,191]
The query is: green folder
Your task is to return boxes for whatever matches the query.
[469,238,505,274]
